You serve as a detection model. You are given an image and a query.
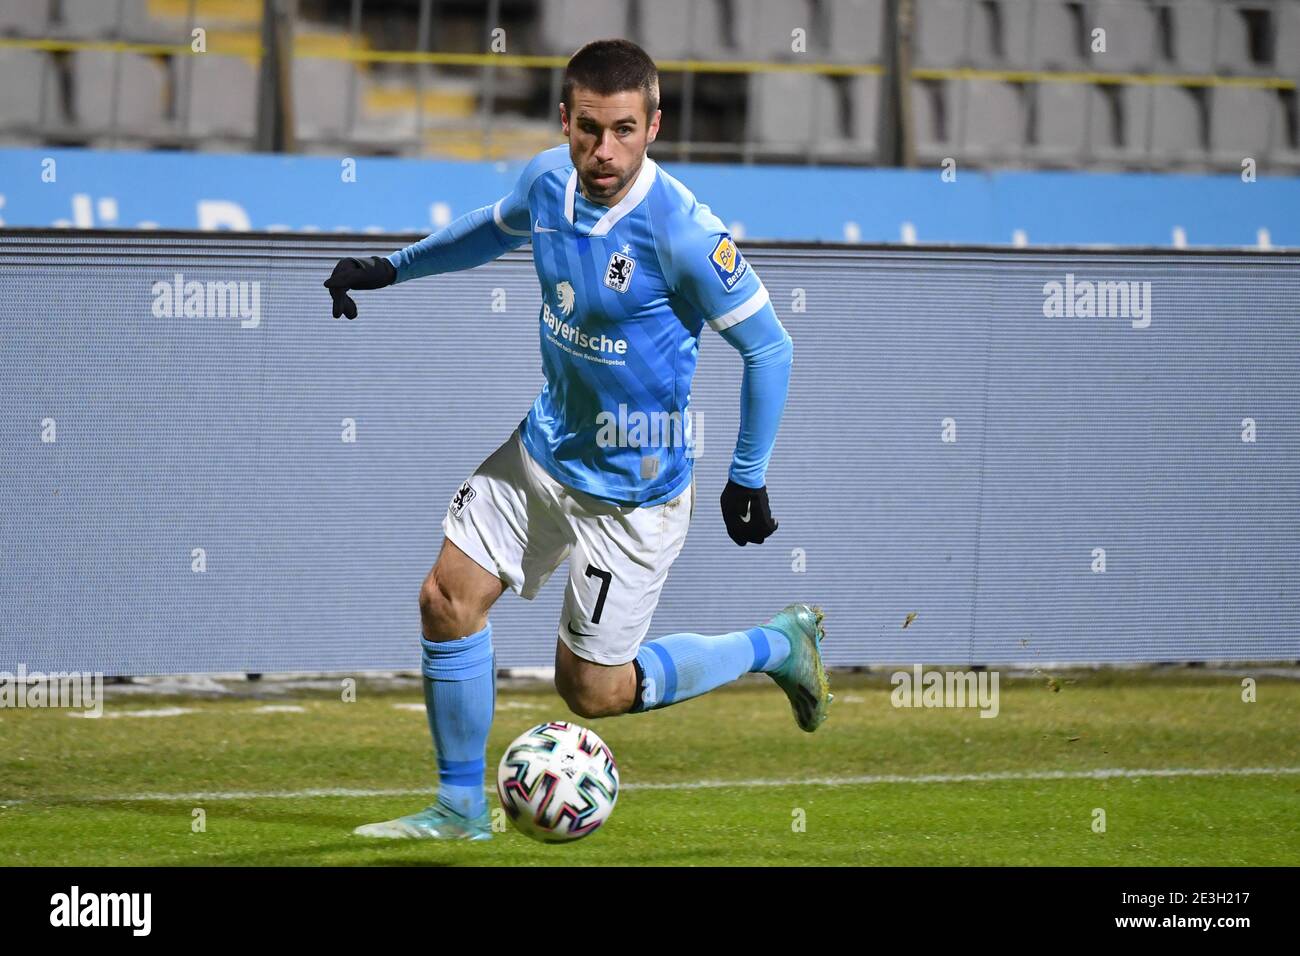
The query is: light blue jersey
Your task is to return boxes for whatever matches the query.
[389,146,791,506]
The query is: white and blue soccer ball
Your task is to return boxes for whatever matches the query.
[496,721,620,843]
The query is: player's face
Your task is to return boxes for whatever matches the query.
[561,86,660,207]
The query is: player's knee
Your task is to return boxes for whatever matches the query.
[418,570,475,641]
[556,679,623,720]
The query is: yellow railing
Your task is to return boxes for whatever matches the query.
[0,37,1293,90]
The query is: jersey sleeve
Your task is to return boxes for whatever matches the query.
[386,147,561,282]
[657,206,791,488]
[661,207,771,333]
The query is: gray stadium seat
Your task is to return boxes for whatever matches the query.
[1165,0,1216,74]
[733,0,816,59]
[848,73,882,157]
[1089,84,1155,167]
[1145,85,1206,168]
[953,79,1024,163]
[914,0,971,67]
[1027,81,1095,166]
[1214,1,1262,74]
[293,58,360,141]
[1209,86,1279,166]
[0,48,59,132]
[1267,92,1300,172]
[1029,0,1082,69]
[56,0,152,39]
[178,54,257,140]
[813,72,882,162]
[825,0,884,64]
[1277,1,1300,72]
[747,71,843,156]
[1087,0,1157,73]
[910,79,951,163]
[0,0,51,35]
[634,0,726,58]
[70,50,167,136]
[969,0,1032,67]
[538,0,631,56]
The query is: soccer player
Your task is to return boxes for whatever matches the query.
[326,39,831,841]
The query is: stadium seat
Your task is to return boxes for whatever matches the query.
[0,0,50,36]
[634,0,726,58]
[55,0,155,39]
[969,0,1033,67]
[1145,85,1207,168]
[914,0,972,67]
[732,0,817,59]
[824,0,884,64]
[1027,81,1095,166]
[813,73,882,162]
[176,54,258,140]
[70,50,168,137]
[293,57,361,141]
[848,73,882,158]
[953,79,1025,164]
[0,48,59,133]
[747,71,843,157]
[1089,84,1155,167]
[1163,0,1216,74]
[1029,0,1082,69]
[910,79,952,163]
[1086,0,1158,73]
[538,0,631,56]
[1214,1,1265,74]
[1209,86,1280,166]
[1267,92,1300,172]
[1277,2,1300,71]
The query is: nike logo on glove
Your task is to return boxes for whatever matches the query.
[739,502,752,523]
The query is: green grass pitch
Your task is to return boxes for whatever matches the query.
[1,669,1297,866]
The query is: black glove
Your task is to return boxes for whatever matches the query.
[323,255,396,319]
[719,479,778,546]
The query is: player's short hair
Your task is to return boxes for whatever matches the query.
[562,39,660,124]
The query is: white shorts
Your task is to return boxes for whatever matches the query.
[441,428,695,665]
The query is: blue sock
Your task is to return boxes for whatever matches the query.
[630,626,790,712]
[421,622,495,818]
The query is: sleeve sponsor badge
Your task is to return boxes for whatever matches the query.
[708,235,749,292]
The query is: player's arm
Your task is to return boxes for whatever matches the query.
[322,154,538,319]
[660,221,792,545]
[715,299,793,545]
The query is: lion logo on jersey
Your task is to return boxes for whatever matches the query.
[556,280,576,316]
[450,481,476,518]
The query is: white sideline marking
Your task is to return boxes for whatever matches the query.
[391,701,543,713]
[68,707,199,719]
[3,766,1297,807]
[250,705,307,714]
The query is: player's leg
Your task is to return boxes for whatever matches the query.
[354,430,570,840]
[554,477,832,731]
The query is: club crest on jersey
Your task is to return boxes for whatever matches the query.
[604,251,636,293]
[556,280,576,316]
[709,235,749,292]
[450,481,476,518]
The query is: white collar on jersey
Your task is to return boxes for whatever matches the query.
[564,156,659,236]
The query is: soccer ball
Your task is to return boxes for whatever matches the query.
[496,721,620,843]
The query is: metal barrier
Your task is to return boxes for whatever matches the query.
[1,229,1298,673]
